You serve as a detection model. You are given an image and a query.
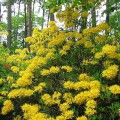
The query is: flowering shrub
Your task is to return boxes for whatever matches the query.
[0,5,120,120]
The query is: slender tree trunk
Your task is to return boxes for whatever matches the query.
[41,0,45,29]
[26,0,32,49]
[7,0,12,49]
[27,0,32,36]
[0,3,2,22]
[50,13,54,21]
[15,0,21,41]
[24,2,27,48]
[91,3,96,27]
[80,6,87,32]
[32,0,35,14]
[47,10,50,27]
[106,0,110,25]
[0,3,1,44]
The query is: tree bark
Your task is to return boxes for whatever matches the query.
[80,6,87,33]
[27,0,32,37]
[41,0,45,29]
[7,0,12,49]
[0,3,2,22]
[24,1,27,48]
[106,0,110,25]
[91,3,96,27]
[25,0,32,49]
[50,13,54,21]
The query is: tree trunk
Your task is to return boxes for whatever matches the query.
[47,10,50,27]
[106,0,110,25]
[50,13,54,21]
[41,0,45,29]
[91,3,96,27]
[32,0,35,14]
[7,0,12,49]
[0,3,1,44]
[0,3,2,22]
[27,0,32,36]
[26,0,32,49]
[15,0,21,41]
[80,6,87,32]
[24,2,27,48]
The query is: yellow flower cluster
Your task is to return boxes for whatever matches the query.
[41,66,60,76]
[11,66,19,73]
[7,76,14,83]
[77,116,88,120]
[81,11,88,18]
[0,31,8,35]
[102,65,119,79]
[61,66,72,72]
[109,85,120,94]
[50,6,60,13]
[79,73,93,81]
[8,88,34,98]
[41,92,61,106]
[85,99,97,116]
[83,23,110,35]
[34,82,46,92]
[94,34,106,43]
[50,66,60,73]
[1,100,14,115]
[56,6,79,28]
[0,10,120,119]
[21,104,41,120]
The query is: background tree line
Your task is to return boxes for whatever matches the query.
[0,0,120,51]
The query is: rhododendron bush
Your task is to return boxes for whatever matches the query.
[0,4,120,120]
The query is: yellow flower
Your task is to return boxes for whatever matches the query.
[102,44,117,55]
[63,110,74,119]
[50,66,60,73]
[63,92,73,104]
[59,102,70,112]
[85,108,96,116]
[33,27,39,36]
[7,76,14,83]
[49,21,56,27]
[11,66,19,73]
[46,52,55,59]
[109,85,120,94]
[8,88,34,98]
[41,94,53,105]
[61,66,72,72]
[63,45,70,51]
[22,104,40,119]
[41,69,50,76]
[102,65,119,79]
[63,81,74,89]
[84,41,93,48]
[60,50,67,55]
[0,91,8,96]
[0,78,3,84]
[73,81,90,90]
[13,115,22,120]
[77,116,88,120]
[95,52,103,59]
[90,88,100,99]
[81,11,88,18]
[89,80,101,89]
[1,100,14,115]
[0,31,8,35]
[86,99,97,109]
[79,73,92,81]
[56,116,66,120]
